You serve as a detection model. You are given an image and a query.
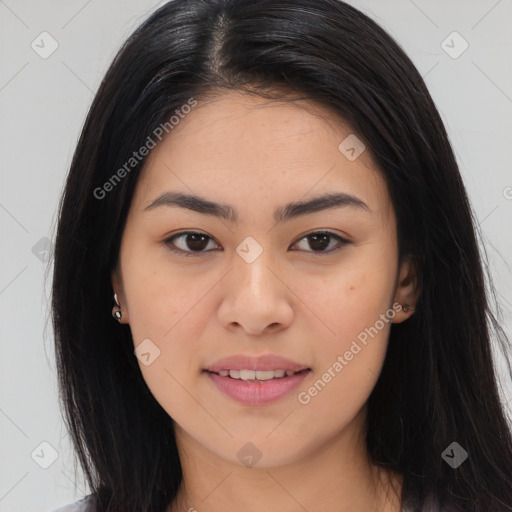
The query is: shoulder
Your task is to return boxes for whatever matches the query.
[49,494,94,512]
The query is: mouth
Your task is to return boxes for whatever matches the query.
[203,368,312,406]
[204,368,311,382]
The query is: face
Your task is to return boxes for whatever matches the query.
[112,90,419,468]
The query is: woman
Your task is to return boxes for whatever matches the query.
[50,0,512,511]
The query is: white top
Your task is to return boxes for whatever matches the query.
[50,495,93,511]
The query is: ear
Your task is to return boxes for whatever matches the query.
[392,254,422,324]
[111,268,130,324]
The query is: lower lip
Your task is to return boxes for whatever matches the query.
[205,370,311,406]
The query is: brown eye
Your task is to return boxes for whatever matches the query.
[164,231,219,256]
[163,230,350,258]
[291,231,350,254]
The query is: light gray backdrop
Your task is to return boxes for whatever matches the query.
[1,0,511,511]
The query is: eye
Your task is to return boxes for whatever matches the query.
[163,230,350,257]
[290,231,350,254]
[164,231,220,257]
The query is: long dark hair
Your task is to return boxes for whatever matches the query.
[51,0,512,510]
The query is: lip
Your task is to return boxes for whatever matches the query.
[205,369,311,406]
[204,354,310,373]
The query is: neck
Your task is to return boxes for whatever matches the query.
[167,407,403,512]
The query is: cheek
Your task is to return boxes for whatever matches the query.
[295,283,394,430]
[125,269,210,421]
[295,247,397,349]
[120,262,213,418]
[292,243,397,410]
[122,241,214,342]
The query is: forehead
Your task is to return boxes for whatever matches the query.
[132,91,391,220]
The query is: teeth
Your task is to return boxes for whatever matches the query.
[216,369,299,380]
[255,370,276,380]
[239,369,256,380]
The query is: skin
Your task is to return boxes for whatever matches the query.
[111,90,421,512]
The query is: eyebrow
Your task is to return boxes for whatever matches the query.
[143,191,370,224]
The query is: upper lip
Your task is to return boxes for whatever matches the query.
[204,354,310,373]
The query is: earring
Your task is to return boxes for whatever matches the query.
[112,293,122,321]
[402,303,415,313]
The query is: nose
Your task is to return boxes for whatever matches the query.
[217,244,294,336]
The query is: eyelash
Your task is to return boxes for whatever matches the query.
[163,230,351,257]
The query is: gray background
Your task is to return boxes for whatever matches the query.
[1,0,511,511]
